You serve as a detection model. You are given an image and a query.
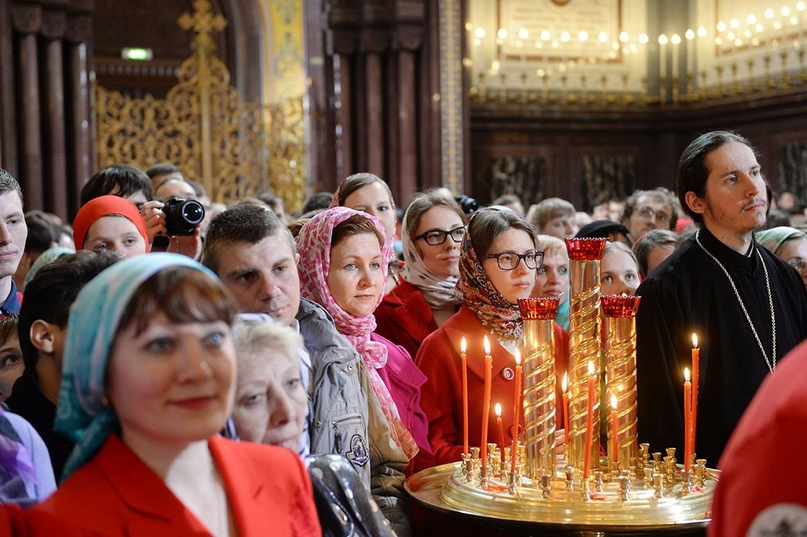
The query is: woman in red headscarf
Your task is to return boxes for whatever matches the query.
[72,195,149,257]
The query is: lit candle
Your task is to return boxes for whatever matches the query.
[510,349,522,474]
[611,393,619,468]
[671,34,681,80]
[480,336,493,474]
[475,28,486,74]
[561,372,570,445]
[659,34,668,82]
[683,367,692,472]
[691,333,699,460]
[583,361,596,479]
[495,403,505,463]
[461,337,469,455]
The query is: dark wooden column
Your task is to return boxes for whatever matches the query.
[0,0,93,219]
[317,0,435,203]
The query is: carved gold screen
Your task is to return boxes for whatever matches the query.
[94,0,305,208]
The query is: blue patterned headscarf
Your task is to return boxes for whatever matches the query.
[55,253,220,480]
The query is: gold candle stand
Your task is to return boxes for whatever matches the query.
[565,238,606,477]
[601,295,641,472]
[518,297,560,480]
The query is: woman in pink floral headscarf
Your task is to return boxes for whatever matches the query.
[295,207,432,472]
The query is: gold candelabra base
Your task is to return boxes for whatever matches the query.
[406,454,715,534]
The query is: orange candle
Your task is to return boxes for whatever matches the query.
[691,333,699,459]
[683,367,692,472]
[583,361,596,479]
[561,372,569,444]
[495,403,505,462]
[480,336,493,474]
[461,337,469,455]
[510,349,522,474]
[611,393,619,467]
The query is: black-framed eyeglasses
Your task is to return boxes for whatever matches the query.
[485,250,543,271]
[415,226,466,246]
[788,257,807,271]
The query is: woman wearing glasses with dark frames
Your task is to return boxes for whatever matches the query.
[414,207,541,468]
[375,190,467,360]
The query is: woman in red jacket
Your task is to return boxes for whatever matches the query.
[375,190,466,359]
[415,207,541,466]
[26,254,320,536]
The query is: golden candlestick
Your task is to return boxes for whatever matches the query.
[518,297,559,480]
[564,238,606,476]
[601,295,641,472]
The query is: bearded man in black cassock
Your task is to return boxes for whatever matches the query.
[635,131,807,467]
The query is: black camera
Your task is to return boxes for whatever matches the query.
[454,195,480,215]
[163,196,205,235]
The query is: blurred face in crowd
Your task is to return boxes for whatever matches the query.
[327,233,384,318]
[84,216,148,258]
[107,312,236,449]
[532,248,568,299]
[646,243,676,276]
[600,248,640,296]
[482,228,538,305]
[542,215,577,240]
[415,206,464,279]
[343,182,396,240]
[232,346,307,450]
[0,192,27,282]
[778,236,807,288]
[0,331,22,401]
[624,195,673,241]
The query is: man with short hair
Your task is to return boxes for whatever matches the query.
[636,131,807,466]
[202,205,411,535]
[0,170,28,318]
[621,187,678,242]
[7,250,120,477]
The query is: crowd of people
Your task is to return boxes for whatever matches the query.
[0,130,803,535]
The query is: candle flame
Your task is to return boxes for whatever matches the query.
[684,367,691,382]
[514,348,521,366]
[692,333,698,348]
[611,393,617,410]
[588,361,595,376]
[495,402,502,417]
[562,372,568,393]
[461,337,467,353]
[483,335,491,356]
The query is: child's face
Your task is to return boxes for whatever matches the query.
[0,332,23,401]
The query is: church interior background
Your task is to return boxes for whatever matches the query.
[2,0,807,220]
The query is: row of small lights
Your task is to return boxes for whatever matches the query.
[467,1,807,55]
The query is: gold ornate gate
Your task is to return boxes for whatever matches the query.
[94,0,305,208]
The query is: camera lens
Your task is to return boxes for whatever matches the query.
[181,201,204,225]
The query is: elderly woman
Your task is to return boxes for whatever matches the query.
[756,226,807,288]
[72,195,149,257]
[232,318,395,537]
[26,254,319,536]
[416,207,540,465]
[375,190,465,358]
[331,173,400,290]
[296,207,430,470]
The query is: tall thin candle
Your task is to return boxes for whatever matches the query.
[691,333,699,461]
[511,349,522,474]
[611,393,619,468]
[562,372,569,444]
[495,403,505,463]
[583,361,596,479]
[480,336,493,475]
[684,367,692,472]
[461,337,469,454]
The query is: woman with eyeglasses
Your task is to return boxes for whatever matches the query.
[756,226,807,288]
[415,207,541,466]
[375,190,466,359]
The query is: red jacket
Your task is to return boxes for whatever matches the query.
[415,304,569,467]
[26,434,320,536]
[375,279,440,358]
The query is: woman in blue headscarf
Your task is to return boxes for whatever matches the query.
[26,253,320,536]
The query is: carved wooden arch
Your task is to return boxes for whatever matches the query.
[217,0,263,102]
